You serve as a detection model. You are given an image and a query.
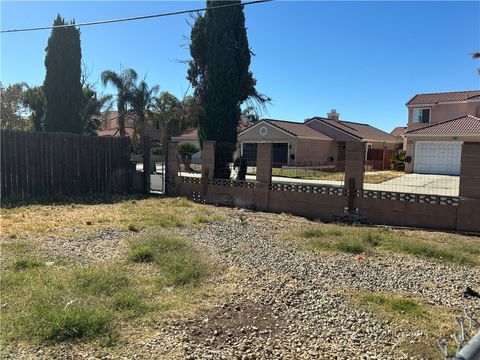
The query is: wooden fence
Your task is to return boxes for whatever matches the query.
[1,130,132,201]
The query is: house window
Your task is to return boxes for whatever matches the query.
[155,120,160,130]
[413,108,430,124]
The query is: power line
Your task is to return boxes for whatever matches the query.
[1,0,273,34]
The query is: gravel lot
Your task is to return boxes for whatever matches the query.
[2,206,479,359]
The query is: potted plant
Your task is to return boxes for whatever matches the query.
[178,143,199,172]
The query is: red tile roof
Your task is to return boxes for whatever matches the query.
[97,127,134,137]
[405,115,480,135]
[173,124,249,141]
[307,117,398,143]
[263,119,333,140]
[407,90,480,105]
[390,126,406,138]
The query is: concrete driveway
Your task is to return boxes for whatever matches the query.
[364,173,459,196]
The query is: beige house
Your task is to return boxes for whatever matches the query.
[238,119,335,166]
[404,90,480,175]
[238,110,399,166]
[97,111,163,142]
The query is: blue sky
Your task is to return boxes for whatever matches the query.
[1,1,479,132]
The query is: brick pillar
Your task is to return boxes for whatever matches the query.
[457,142,480,232]
[255,143,272,210]
[166,141,179,195]
[344,141,365,191]
[202,141,215,180]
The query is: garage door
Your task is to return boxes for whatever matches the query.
[414,141,462,175]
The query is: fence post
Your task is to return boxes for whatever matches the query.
[166,141,179,196]
[344,141,365,212]
[255,142,272,210]
[202,141,216,181]
[142,136,151,195]
[457,142,480,232]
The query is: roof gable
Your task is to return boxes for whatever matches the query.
[407,90,480,106]
[405,115,480,135]
[239,119,333,140]
[306,117,397,143]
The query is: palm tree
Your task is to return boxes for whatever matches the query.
[80,85,112,135]
[101,68,137,137]
[152,91,182,136]
[129,79,159,144]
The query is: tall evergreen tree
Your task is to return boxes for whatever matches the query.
[43,15,83,133]
[187,0,269,177]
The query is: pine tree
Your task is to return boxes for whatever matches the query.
[187,1,269,177]
[44,15,83,133]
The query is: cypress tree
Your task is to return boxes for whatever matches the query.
[44,15,83,133]
[187,1,268,177]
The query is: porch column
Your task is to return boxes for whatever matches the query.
[457,142,480,232]
[255,142,272,210]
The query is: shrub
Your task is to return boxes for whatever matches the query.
[390,150,406,171]
[178,143,200,172]
[151,140,162,156]
[178,143,200,158]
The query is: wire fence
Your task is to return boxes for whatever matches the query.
[175,141,460,197]
[362,147,460,197]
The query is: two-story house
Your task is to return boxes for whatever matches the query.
[97,111,163,142]
[404,90,480,175]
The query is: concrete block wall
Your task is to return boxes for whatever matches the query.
[457,142,480,232]
[167,140,480,233]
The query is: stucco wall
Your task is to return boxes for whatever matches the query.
[407,101,480,131]
[294,138,335,164]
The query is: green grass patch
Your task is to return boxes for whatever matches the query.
[360,293,425,316]
[193,213,224,224]
[13,257,44,271]
[25,302,114,343]
[128,245,155,263]
[127,234,207,287]
[112,290,145,315]
[73,266,129,296]
[291,225,478,266]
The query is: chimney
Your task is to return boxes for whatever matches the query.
[327,109,340,121]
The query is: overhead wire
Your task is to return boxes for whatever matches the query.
[1,0,273,34]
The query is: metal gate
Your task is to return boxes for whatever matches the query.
[149,140,166,194]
